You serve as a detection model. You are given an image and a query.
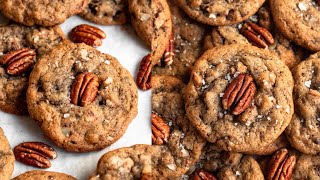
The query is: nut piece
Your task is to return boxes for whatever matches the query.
[158,33,174,67]
[152,111,170,145]
[266,148,296,180]
[136,54,152,90]
[0,48,35,75]
[14,142,57,169]
[70,72,99,106]
[240,22,274,48]
[222,74,256,116]
[190,169,217,180]
[71,24,106,46]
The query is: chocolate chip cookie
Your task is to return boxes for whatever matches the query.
[270,0,320,52]
[0,23,66,115]
[0,0,89,27]
[174,0,265,26]
[0,127,14,180]
[285,54,320,155]
[152,0,208,83]
[81,0,128,25]
[12,170,76,180]
[185,44,294,152]
[204,6,304,70]
[26,42,138,152]
[128,0,172,65]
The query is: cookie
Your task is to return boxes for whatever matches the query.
[270,0,320,52]
[80,0,128,25]
[128,0,172,65]
[26,42,138,152]
[0,23,66,115]
[185,44,294,152]
[0,0,89,27]
[293,154,320,180]
[174,0,265,26]
[285,54,320,155]
[151,75,206,177]
[12,170,76,180]
[0,127,14,180]
[152,0,208,83]
[203,6,304,70]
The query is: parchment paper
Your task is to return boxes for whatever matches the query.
[0,15,151,180]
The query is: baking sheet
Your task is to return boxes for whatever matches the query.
[0,15,152,179]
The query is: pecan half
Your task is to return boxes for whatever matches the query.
[152,111,170,145]
[222,74,256,115]
[0,48,35,75]
[158,33,174,67]
[14,142,57,168]
[71,24,106,46]
[190,169,217,180]
[136,54,152,90]
[240,22,274,49]
[70,72,99,106]
[266,148,296,180]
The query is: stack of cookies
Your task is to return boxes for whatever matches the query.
[0,0,320,179]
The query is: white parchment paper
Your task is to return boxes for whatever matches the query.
[0,15,151,179]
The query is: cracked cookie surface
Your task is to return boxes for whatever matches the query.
[285,53,320,155]
[12,170,76,180]
[185,44,294,152]
[0,127,14,180]
[81,0,128,25]
[0,0,89,26]
[174,0,265,26]
[0,23,65,115]
[26,42,138,152]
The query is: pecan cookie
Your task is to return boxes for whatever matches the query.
[152,0,209,83]
[185,44,294,152]
[12,170,76,180]
[270,0,320,52]
[285,54,320,155]
[128,0,172,66]
[174,0,265,26]
[0,0,89,27]
[0,23,66,115]
[293,154,320,180]
[204,6,305,70]
[0,127,14,180]
[26,42,138,152]
[80,0,128,25]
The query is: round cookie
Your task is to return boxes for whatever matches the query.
[174,0,265,26]
[185,44,294,152]
[293,154,320,180]
[270,0,320,52]
[285,55,320,155]
[128,0,172,65]
[26,42,138,152]
[0,127,14,180]
[152,0,209,83]
[0,23,66,115]
[0,0,89,27]
[12,170,76,180]
[80,0,128,25]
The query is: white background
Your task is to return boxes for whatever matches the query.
[0,15,151,179]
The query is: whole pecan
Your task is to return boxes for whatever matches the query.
[14,142,57,168]
[240,22,274,49]
[222,74,256,116]
[71,24,106,46]
[266,148,296,180]
[190,169,217,180]
[70,72,99,106]
[0,48,35,75]
[158,33,174,67]
[136,54,152,90]
[152,111,170,145]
